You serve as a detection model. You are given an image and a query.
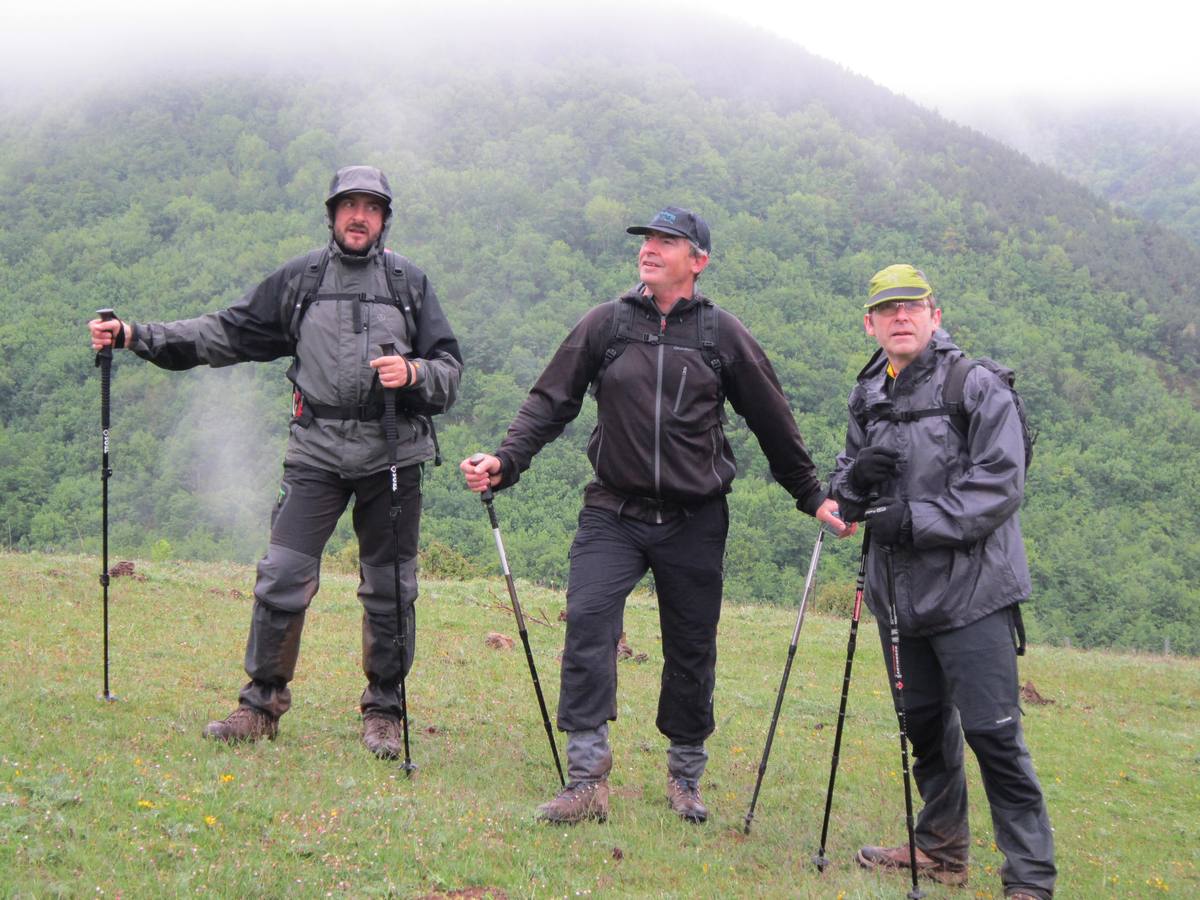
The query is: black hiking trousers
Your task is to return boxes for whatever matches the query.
[239,461,422,721]
[877,605,1056,899]
[558,498,728,744]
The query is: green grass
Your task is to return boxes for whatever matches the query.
[1,551,1196,898]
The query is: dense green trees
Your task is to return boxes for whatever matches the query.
[0,26,1196,653]
[965,102,1200,247]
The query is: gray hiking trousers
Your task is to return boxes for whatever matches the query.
[878,605,1056,899]
[239,462,421,720]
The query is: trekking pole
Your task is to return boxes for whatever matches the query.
[468,454,565,787]
[883,547,925,900]
[94,308,118,703]
[814,529,871,870]
[380,343,416,775]
[743,523,827,835]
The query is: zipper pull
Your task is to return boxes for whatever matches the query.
[659,315,667,337]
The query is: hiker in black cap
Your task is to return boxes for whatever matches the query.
[462,206,848,824]
[88,165,463,758]
[828,265,1055,899]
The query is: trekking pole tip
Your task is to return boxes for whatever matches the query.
[400,760,418,776]
[812,853,829,872]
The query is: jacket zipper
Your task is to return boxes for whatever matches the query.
[673,366,688,414]
[653,313,667,523]
[358,296,370,410]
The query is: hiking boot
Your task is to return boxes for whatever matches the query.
[535,780,609,824]
[666,776,708,823]
[202,705,278,743]
[362,711,403,760]
[856,843,969,886]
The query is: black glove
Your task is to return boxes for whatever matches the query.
[849,445,901,493]
[864,497,911,546]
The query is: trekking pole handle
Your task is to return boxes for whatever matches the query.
[467,453,498,505]
[96,307,117,364]
[378,343,402,447]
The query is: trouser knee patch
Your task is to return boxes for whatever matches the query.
[255,543,320,613]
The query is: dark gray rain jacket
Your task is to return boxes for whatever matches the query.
[126,239,462,478]
[829,330,1031,635]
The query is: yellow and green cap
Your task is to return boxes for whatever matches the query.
[865,264,933,308]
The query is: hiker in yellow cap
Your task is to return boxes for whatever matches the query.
[827,264,1056,900]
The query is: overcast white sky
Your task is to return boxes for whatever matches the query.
[712,0,1197,111]
[2,0,1195,113]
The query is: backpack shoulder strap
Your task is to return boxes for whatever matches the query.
[697,300,726,401]
[383,249,421,338]
[289,247,331,340]
[941,355,980,415]
[588,298,636,397]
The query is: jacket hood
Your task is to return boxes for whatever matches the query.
[324,165,393,251]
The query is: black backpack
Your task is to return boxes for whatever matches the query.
[870,355,1034,471]
[588,297,727,402]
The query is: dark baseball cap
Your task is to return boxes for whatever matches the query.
[626,206,711,254]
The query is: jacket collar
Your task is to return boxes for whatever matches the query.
[621,283,710,316]
[328,237,383,266]
[857,328,959,384]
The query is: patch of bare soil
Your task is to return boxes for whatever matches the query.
[108,560,146,581]
[1021,681,1054,705]
[485,632,515,650]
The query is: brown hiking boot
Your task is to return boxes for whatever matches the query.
[362,711,403,759]
[666,776,708,823]
[535,781,609,824]
[202,705,278,743]
[856,843,969,886]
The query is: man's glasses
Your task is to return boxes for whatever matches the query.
[870,299,931,317]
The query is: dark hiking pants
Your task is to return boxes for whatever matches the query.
[240,462,421,720]
[558,499,728,744]
[877,605,1056,899]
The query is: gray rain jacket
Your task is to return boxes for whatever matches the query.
[126,239,462,478]
[829,329,1031,635]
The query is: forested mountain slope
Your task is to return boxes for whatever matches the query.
[952,101,1200,246]
[1,17,1196,652]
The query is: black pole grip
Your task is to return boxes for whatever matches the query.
[378,343,401,445]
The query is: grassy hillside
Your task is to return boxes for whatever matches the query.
[1,552,1195,897]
